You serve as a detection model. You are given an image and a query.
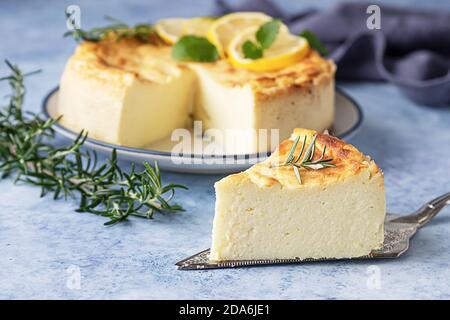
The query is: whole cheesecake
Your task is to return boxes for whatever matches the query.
[210,128,386,261]
[58,22,335,153]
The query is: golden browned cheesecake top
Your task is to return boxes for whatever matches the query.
[247,128,382,189]
[68,38,335,98]
[192,50,335,99]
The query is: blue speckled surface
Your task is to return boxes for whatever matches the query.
[1,0,450,299]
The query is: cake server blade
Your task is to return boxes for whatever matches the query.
[176,192,450,270]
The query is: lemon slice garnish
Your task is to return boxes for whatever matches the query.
[154,18,186,44]
[155,17,214,44]
[227,27,310,72]
[207,12,274,56]
[182,17,214,36]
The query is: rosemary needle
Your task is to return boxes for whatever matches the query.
[0,60,187,225]
[281,134,336,184]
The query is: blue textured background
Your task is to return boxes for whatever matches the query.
[0,0,450,299]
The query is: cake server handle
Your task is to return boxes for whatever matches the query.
[391,192,450,228]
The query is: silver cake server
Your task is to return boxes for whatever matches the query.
[176,192,450,270]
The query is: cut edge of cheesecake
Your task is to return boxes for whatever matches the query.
[58,39,335,152]
[210,128,386,261]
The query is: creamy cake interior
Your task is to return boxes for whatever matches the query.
[210,128,386,261]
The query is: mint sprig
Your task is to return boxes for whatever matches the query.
[242,19,281,60]
[171,36,219,62]
[242,41,263,59]
[299,30,329,56]
[256,19,281,49]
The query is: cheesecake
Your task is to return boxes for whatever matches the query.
[58,21,335,154]
[210,128,386,261]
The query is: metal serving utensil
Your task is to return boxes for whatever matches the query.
[176,192,450,270]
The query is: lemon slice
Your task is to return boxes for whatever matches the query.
[155,18,186,44]
[227,27,310,72]
[156,17,215,44]
[207,12,273,56]
[182,17,214,36]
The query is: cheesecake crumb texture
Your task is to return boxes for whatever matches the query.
[210,128,386,261]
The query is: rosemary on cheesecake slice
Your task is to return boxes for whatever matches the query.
[281,134,335,184]
[0,61,187,225]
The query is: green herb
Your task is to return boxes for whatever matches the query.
[299,30,329,56]
[242,19,281,60]
[281,134,335,184]
[0,61,187,225]
[256,19,282,49]
[171,35,220,62]
[64,15,162,44]
[242,41,263,59]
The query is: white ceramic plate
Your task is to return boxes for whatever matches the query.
[42,87,362,174]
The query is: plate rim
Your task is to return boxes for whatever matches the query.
[41,86,363,159]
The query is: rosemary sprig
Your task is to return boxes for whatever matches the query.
[0,61,187,225]
[64,15,163,44]
[281,134,335,184]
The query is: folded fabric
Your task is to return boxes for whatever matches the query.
[215,0,450,106]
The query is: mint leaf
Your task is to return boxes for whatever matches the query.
[256,19,281,49]
[241,19,281,60]
[242,40,263,59]
[171,36,219,62]
[299,30,329,56]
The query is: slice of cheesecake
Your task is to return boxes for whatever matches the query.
[58,35,335,153]
[210,128,386,261]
